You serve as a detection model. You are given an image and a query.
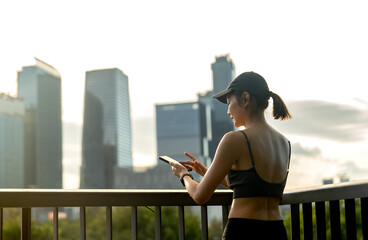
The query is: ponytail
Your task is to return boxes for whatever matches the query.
[269,91,291,120]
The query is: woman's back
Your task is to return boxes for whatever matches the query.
[228,124,290,220]
[240,124,290,183]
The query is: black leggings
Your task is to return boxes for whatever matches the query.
[222,218,288,240]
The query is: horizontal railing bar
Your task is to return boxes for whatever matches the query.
[0,190,232,207]
[0,180,368,208]
[281,180,368,204]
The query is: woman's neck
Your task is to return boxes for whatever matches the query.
[243,111,266,129]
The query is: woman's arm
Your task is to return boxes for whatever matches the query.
[171,131,240,204]
[180,152,229,188]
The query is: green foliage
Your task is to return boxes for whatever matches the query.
[86,207,106,240]
[3,208,21,239]
[59,218,80,240]
[183,208,201,240]
[31,221,53,239]
[112,207,131,240]
[208,217,223,240]
[3,220,21,239]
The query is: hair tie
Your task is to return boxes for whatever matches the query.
[269,91,274,98]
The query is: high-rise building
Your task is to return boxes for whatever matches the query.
[17,58,63,188]
[0,93,25,188]
[210,54,236,159]
[156,101,208,163]
[197,90,213,167]
[80,68,132,189]
[155,101,210,186]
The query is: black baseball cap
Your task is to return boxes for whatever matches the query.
[212,71,269,104]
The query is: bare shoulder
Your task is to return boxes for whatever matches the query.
[272,128,290,146]
[221,131,247,146]
[215,131,249,159]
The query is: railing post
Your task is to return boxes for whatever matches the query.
[155,206,162,240]
[291,204,300,240]
[178,206,185,240]
[131,206,138,240]
[106,206,112,240]
[53,207,59,240]
[0,208,3,240]
[201,206,208,240]
[345,199,357,240]
[329,200,341,240]
[80,207,86,240]
[315,201,326,240]
[361,197,368,240]
[222,205,229,230]
[302,203,313,240]
[21,208,31,240]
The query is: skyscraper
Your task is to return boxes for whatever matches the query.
[17,58,63,188]
[0,93,25,188]
[80,68,132,189]
[156,101,208,163]
[155,100,211,187]
[210,54,236,159]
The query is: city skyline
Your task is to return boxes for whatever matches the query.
[2,54,368,190]
[1,1,368,189]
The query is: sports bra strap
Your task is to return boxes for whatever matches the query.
[287,140,291,170]
[240,131,255,166]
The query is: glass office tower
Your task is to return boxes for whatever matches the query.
[80,68,132,189]
[156,101,208,165]
[0,93,25,188]
[210,54,236,159]
[17,58,63,188]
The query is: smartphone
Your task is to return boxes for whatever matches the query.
[159,156,192,171]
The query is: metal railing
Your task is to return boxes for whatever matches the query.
[281,180,368,240]
[0,179,368,240]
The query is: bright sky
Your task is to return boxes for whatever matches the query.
[1,0,368,189]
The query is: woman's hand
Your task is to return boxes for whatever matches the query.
[179,152,208,177]
[170,160,189,179]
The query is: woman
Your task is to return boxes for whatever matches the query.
[170,71,291,239]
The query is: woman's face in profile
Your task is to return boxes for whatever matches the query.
[227,94,245,128]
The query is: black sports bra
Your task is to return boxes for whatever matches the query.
[226,131,291,199]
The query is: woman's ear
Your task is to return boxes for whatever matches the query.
[241,92,250,106]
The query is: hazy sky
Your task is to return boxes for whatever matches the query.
[1,0,368,189]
